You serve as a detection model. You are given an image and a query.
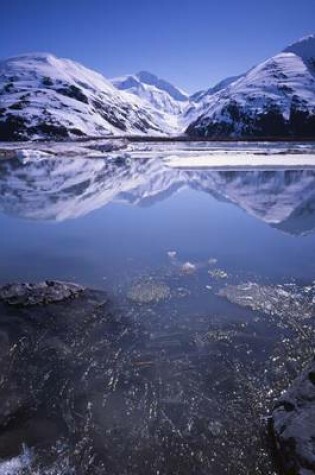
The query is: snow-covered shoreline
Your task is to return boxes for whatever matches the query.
[164,152,315,169]
[1,139,315,169]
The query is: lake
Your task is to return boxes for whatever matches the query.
[0,146,315,474]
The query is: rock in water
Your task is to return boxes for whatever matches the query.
[0,281,84,306]
[271,359,315,474]
[127,279,170,303]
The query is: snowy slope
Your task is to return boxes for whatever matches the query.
[111,71,189,113]
[184,75,244,129]
[186,35,315,138]
[111,71,190,132]
[0,53,172,140]
[189,75,243,103]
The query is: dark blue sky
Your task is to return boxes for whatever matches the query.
[1,0,314,92]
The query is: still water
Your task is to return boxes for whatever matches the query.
[0,155,315,287]
[0,153,314,474]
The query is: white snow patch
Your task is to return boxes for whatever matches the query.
[164,153,315,169]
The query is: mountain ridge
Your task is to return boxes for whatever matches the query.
[0,53,172,140]
[186,34,315,138]
[0,34,314,141]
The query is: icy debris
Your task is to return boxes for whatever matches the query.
[208,258,218,266]
[218,281,315,319]
[181,262,197,274]
[167,251,177,259]
[0,281,84,306]
[208,269,228,279]
[86,139,127,154]
[0,138,128,160]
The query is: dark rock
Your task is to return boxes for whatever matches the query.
[0,114,28,141]
[56,84,89,104]
[0,281,84,306]
[271,359,315,474]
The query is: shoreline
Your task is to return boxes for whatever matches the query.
[1,135,315,145]
[0,138,315,168]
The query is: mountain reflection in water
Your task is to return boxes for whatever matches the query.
[0,155,315,235]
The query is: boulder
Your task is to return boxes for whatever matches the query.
[271,358,315,474]
[0,280,84,306]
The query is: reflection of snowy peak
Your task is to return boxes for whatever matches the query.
[0,155,314,235]
[0,54,171,140]
[186,35,315,138]
[207,170,315,234]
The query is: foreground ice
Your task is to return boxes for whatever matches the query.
[0,139,315,168]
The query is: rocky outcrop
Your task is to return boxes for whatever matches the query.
[0,280,84,306]
[271,359,315,474]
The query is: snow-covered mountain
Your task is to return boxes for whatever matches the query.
[111,71,190,131]
[0,34,314,141]
[112,71,188,106]
[0,154,314,235]
[0,53,173,140]
[186,35,315,138]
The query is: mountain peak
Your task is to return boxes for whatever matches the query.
[110,71,189,118]
[136,70,159,83]
[284,34,315,61]
[134,71,188,101]
[1,52,58,66]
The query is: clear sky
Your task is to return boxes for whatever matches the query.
[1,0,314,92]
